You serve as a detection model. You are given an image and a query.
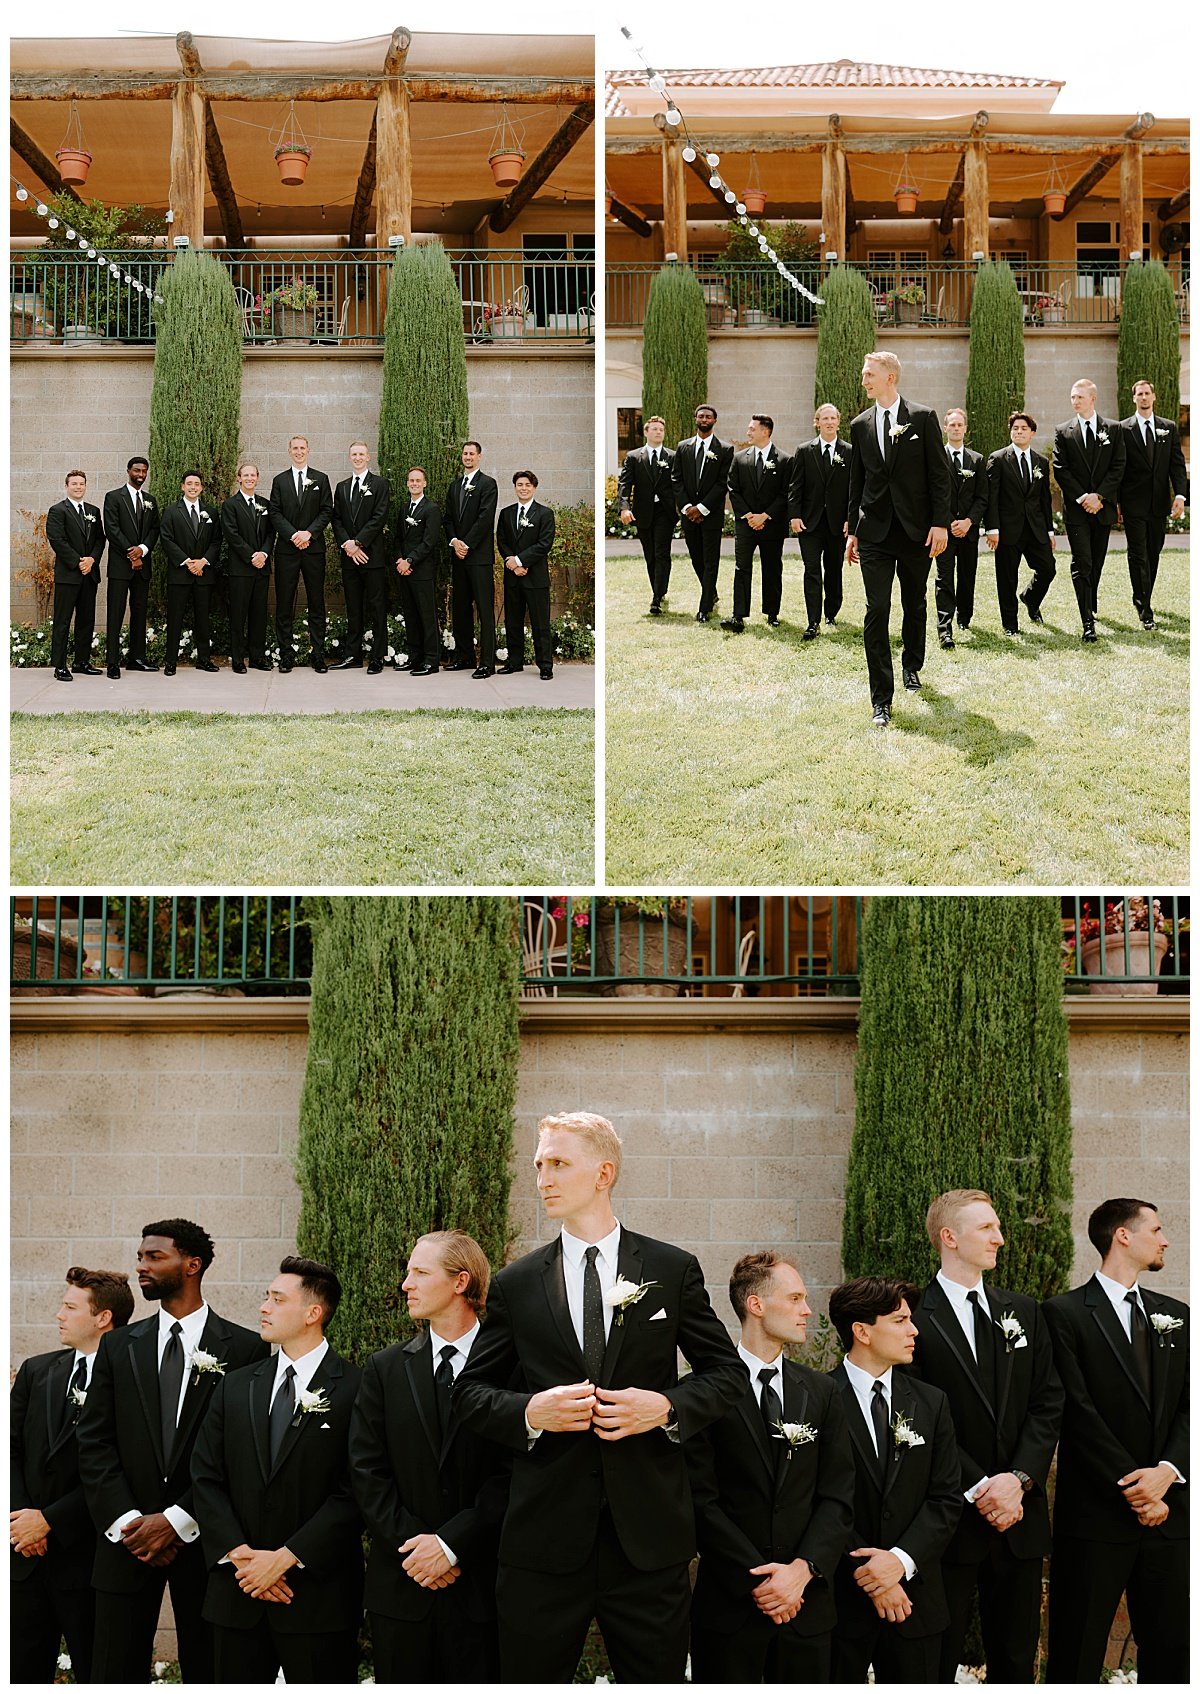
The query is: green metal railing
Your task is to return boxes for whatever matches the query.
[11,248,596,346]
[606,260,1190,331]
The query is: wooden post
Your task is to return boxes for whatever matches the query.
[169,80,206,247]
[821,140,846,257]
[375,79,412,245]
[964,140,989,260]
[657,115,688,260]
[1120,141,1144,259]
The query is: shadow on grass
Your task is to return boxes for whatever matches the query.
[893,685,1037,769]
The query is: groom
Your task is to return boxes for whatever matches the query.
[454,1110,748,1681]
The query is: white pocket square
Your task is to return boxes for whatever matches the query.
[1013,1337,1028,1349]
[649,1308,667,1321]
[320,1421,331,1428]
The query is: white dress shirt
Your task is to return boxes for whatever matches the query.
[70,1348,99,1389]
[738,1341,783,1411]
[841,1357,916,1581]
[560,1221,620,1348]
[427,1322,481,1564]
[126,484,150,556]
[106,1305,210,1544]
[694,437,713,516]
[270,1335,329,1407]
[876,402,897,455]
[1094,1272,1185,1481]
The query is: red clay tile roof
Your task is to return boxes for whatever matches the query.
[605,60,1063,116]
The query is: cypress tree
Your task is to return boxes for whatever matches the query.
[146,251,242,613]
[964,261,1025,459]
[642,262,708,445]
[377,241,470,619]
[843,897,1073,1300]
[812,264,876,428]
[295,897,521,1362]
[1116,259,1181,421]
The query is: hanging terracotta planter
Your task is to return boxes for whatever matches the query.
[1041,154,1067,219]
[893,187,919,215]
[56,147,93,187]
[488,150,525,189]
[274,145,312,186]
[743,188,767,216]
[1042,190,1066,217]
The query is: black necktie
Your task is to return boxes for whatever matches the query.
[296,471,304,501]
[883,412,894,465]
[60,1355,87,1434]
[758,1365,784,1450]
[189,505,200,541]
[1021,453,1031,491]
[1143,420,1155,454]
[967,1290,997,1403]
[434,1343,456,1435]
[159,1322,185,1467]
[582,1246,605,1383]
[351,476,361,506]
[269,1364,296,1464]
[871,1379,891,1483]
[954,450,962,471]
[134,491,144,534]
[1126,1292,1152,1395]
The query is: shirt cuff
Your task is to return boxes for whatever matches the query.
[696,503,710,517]
[891,1546,916,1584]
[435,1535,457,1566]
[1160,1460,1186,1484]
[106,1509,141,1542]
[986,528,999,537]
[513,554,524,568]
[139,543,150,556]
[525,1413,542,1448]
[164,1506,200,1543]
[964,1475,990,1503]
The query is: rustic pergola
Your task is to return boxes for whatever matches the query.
[11,29,595,244]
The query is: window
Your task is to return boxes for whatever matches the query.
[522,232,592,325]
[617,407,643,460]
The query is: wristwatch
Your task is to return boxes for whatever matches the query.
[1012,1470,1034,1493]
[804,1556,824,1581]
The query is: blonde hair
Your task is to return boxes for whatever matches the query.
[537,1111,623,1185]
[866,349,903,381]
[414,1230,491,1318]
[1071,378,1098,395]
[925,1188,993,1250]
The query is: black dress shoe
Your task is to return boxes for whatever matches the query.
[54,667,73,681]
[472,666,495,679]
[825,616,837,627]
[409,664,437,676]
[902,668,922,691]
[448,660,475,671]
[1019,591,1044,625]
[648,602,662,615]
[232,660,247,674]
[367,659,384,674]
[939,633,955,649]
[332,653,363,670]
[1141,616,1157,631]
[500,663,525,674]
[195,660,218,673]
[164,664,177,676]
[720,618,744,632]
[393,658,412,672]
[75,664,102,676]
[310,654,328,674]
[250,660,273,671]
[695,611,710,623]
[1081,625,1098,643]
[801,625,818,641]
[1003,626,1018,636]
[106,666,122,679]
[128,658,158,672]
[278,660,294,674]
[872,702,890,728]
[957,619,970,631]
[539,668,553,680]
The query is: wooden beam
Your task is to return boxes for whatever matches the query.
[1120,141,1144,260]
[11,72,592,103]
[844,163,858,239]
[490,100,594,233]
[375,78,412,245]
[1156,187,1189,219]
[348,113,378,250]
[964,139,989,258]
[10,116,83,202]
[658,118,688,260]
[169,79,205,248]
[605,131,1188,157]
[608,194,652,238]
[383,26,412,76]
[1124,112,1156,140]
[175,29,202,79]
[1059,152,1120,217]
[821,141,845,257]
[204,104,243,248]
[938,156,965,235]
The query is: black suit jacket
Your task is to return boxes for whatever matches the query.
[443,472,499,567]
[159,499,223,582]
[1117,413,1189,520]
[944,446,989,529]
[10,1350,98,1591]
[906,1279,1062,1562]
[830,1363,962,1639]
[332,470,391,570]
[454,1229,749,1574]
[349,1330,510,1622]
[787,437,851,533]
[392,497,442,579]
[220,492,275,580]
[190,1346,364,1631]
[728,443,791,535]
[46,499,105,585]
[1052,415,1126,527]
[77,1309,269,1593]
[1043,1276,1188,1544]
[686,1359,854,1637]
[671,433,734,518]
[617,444,676,528]
[496,501,556,586]
[985,445,1055,540]
[102,486,161,583]
[847,398,952,544]
[269,467,334,559]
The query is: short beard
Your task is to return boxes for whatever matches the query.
[141,1271,184,1302]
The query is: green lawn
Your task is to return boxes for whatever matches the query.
[12,711,594,885]
[605,547,1188,884]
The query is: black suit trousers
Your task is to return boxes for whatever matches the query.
[798,520,844,626]
[496,1508,690,1683]
[1123,514,1167,616]
[732,524,785,620]
[636,504,676,601]
[213,1616,358,1684]
[340,562,388,656]
[503,570,553,670]
[858,523,932,704]
[832,1613,940,1684]
[692,1616,833,1684]
[371,1601,500,1684]
[451,556,496,667]
[397,572,440,668]
[995,525,1056,629]
[92,1539,212,1682]
[51,575,98,670]
[10,1565,95,1684]
[935,533,979,630]
[1047,1531,1188,1685]
[165,579,212,664]
[227,573,270,665]
[106,570,151,665]
[274,548,328,658]
[1063,512,1110,621]
[938,1540,1043,1684]
[681,511,724,614]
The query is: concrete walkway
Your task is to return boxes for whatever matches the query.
[10,662,595,715]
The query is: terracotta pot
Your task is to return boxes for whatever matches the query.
[593,914,690,998]
[893,189,919,215]
[1080,931,1169,995]
[55,147,92,186]
[1042,191,1066,217]
[743,188,767,216]
[488,150,525,189]
[894,298,922,324]
[275,150,310,186]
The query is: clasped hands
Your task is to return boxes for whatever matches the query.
[399,1531,460,1589]
[10,1507,50,1557]
[504,556,528,576]
[342,540,370,566]
[120,1512,182,1566]
[850,1546,912,1623]
[526,1379,671,1441]
[1120,1463,1175,1527]
[226,1542,297,1602]
[749,1557,812,1626]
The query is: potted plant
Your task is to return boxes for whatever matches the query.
[274,141,312,186]
[480,297,529,339]
[28,192,162,342]
[55,147,92,187]
[893,184,920,216]
[263,276,319,340]
[487,104,526,188]
[1070,898,1179,995]
[889,280,926,324]
[591,897,692,998]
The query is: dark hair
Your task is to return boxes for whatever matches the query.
[408,465,428,480]
[1131,377,1156,393]
[828,1276,920,1352]
[462,440,483,453]
[64,470,86,484]
[1088,1198,1157,1257]
[513,470,539,487]
[140,1218,215,1272]
[180,469,203,485]
[729,1249,797,1322]
[279,1255,341,1324]
[750,413,774,435]
[127,457,149,472]
[1008,412,1037,432]
[66,1266,135,1328]
[695,404,717,419]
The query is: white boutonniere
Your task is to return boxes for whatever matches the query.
[253,501,268,514]
[200,511,212,523]
[405,513,419,526]
[891,1410,925,1454]
[1155,427,1170,439]
[83,511,95,523]
[958,466,974,478]
[1149,1313,1184,1348]
[69,1384,88,1409]
[1032,466,1044,481]
[1097,429,1110,445]
[142,497,155,508]
[604,1277,660,1325]
[831,452,846,467]
[996,1312,1028,1352]
[301,476,315,491]
[358,485,372,497]
[518,513,533,529]
[293,1386,332,1421]
[773,1419,818,1458]
[190,1349,226,1380]
[890,422,911,441]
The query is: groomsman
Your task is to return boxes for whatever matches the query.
[1052,378,1126,641]
[1117,379,1188,630]
[1043,1199,1188,1684]
[349,1232,509,1681]
[77,1218,268,1682]
[393,468,442,676]
[686,1252,854,1682]
[671,403,734,622]
[219,464,274,673]
[455,1111,747,1682]
[985,414,1056,634]
[269,435,334,673]
[787,403,850,640]
[908,1189,1062,1683]
[617,415,676,613]
[191,1257,363,1683]
[159,472,222,676]
[722,416,790,632]
[331,442,391,672]
[936,409,987,647]
[827,1277,962,1684]
[847,351,951,727]
[444,441,499,677]
[102,457,159,677]
[46,470,105,681]
[10,1267,135,1683]
[498,471,556,680]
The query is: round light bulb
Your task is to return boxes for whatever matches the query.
[36,203,48,217]
[723,189,735,203]
[48,216,60,229]
[706,152,720,167]
[15,186,29,202]
[709,174,721,190]
[682,145,696,162]
[65,227,76,240]
[735,202,746,216]
[664,106,681,126]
